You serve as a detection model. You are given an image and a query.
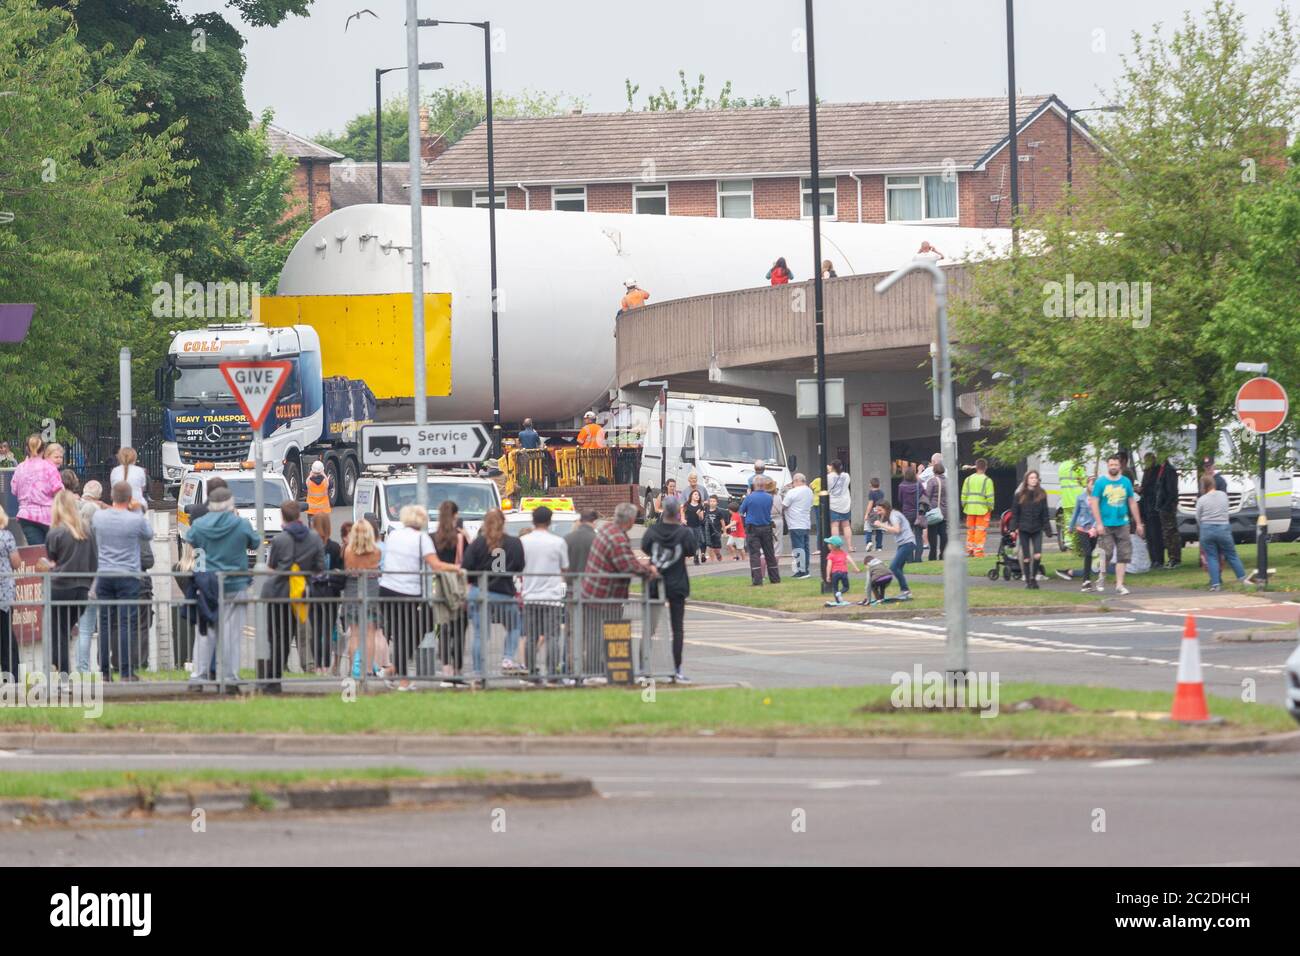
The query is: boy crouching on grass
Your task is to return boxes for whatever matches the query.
[823,535,860,606]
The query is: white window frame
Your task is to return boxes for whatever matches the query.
[800,177,836,220]
[438,188,473,208]
[552,185,586,212]
[716,178,754,218]
[884,174,959,224]
[633,182,669,215]
[473,188,506,209]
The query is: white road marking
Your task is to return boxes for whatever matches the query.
[1090,758,1154,768]
[956,768,1036,777]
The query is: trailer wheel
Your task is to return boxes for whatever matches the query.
[325,456,343,508]
[340,456,358,506]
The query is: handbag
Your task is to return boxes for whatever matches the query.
[926,506,945,526]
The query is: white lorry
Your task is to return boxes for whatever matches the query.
[638,396,790,510]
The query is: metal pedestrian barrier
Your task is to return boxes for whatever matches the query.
[0,567,675,691]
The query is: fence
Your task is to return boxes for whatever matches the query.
[0,568,674,691]
[0,403,165,490]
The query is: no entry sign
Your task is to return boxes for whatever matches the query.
[1235,377,1288,435]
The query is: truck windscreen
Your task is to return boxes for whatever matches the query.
[700,427,784,465]
[174,365,233,403]
[385,482,497,520]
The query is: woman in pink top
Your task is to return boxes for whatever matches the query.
[10,435,64,546]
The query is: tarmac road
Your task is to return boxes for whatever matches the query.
[2,751,1298,865]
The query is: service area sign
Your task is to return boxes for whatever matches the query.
[361,422,492,465]
[1235,377,1288,435]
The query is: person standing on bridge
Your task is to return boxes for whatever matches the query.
[304,460,331,518]
[577,411,606,449]
[961,458,995,558]
[620,278,650,312]
[766,257,793,285]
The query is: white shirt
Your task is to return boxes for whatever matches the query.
[522,528,569,602]
[111,464,148,507]
[828,472,851,513]
[782,485,813,530]
[378,526,434,595]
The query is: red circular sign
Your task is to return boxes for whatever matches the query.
[1235,377,1288,435]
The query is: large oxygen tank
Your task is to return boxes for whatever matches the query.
[275,204,1008,424]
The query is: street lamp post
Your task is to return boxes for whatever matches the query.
[1005,0,1019,249]
[877,260,968,677]
[805,0,830,592]
[421,17,501,456]
[375,62,442,204]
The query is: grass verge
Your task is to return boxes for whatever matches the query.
[0,684,1290,741]
[0,766,491,801]
[688,575,1095,613]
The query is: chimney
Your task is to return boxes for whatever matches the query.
[417,104,450,164]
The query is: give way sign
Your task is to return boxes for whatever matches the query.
[220,360,291,430]
[1235,376,1288,435]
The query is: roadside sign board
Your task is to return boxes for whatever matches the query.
[1235,377,1288,435]
[602,620,633,685]
[360,422,491,466]
[12,545,46,646]
[796,377,845,418]
[219,361,291,430]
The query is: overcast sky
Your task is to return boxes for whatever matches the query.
[185,0,1294,140]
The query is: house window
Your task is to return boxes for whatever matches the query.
[552,185,586,212]
[801,177,835,219]
[885,174,958,222]
[438,189,473,207]
[473,189,506,209]
[633,183,668,215]
[717,179,753,218]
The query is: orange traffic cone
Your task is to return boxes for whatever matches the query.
[1171,615,1210,722]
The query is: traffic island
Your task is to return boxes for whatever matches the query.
[0,768,593,824]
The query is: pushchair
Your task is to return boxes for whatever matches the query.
[987,509,1023,581]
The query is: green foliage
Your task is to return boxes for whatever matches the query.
[625,71,784,111]
[316,83,585,163]
[0,0,184,421]
[952,0,1300,474]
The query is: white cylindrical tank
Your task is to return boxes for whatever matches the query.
[276,204,1009,423]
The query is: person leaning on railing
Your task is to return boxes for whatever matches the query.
[377,503,458,690]
[185,486,259,688]
[260,499,324,692]
[577,502,657,677]
[39,490,98,680]
[0,505,17,680]
[462,508,526,677]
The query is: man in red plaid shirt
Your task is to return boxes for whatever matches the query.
[578,502,657,677]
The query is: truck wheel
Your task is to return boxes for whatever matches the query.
[340,457,358,506]
[284,460,302,501]
[325,457,343,508]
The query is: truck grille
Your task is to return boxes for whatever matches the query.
[1178,492,1244,513]
[178,425,253,464]
[725,484,749,499]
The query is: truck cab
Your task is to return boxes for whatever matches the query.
[353,470,502,540]
[639,396,790,510]
[176,465,293,560]
[157,322,372,506]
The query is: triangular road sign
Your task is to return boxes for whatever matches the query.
[219,360,291,430]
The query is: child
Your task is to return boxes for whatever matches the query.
[858,557,894,605]
[704,495,726,563]
[823,535,861,606]
[726,507,746,561]
[865,477,885,552]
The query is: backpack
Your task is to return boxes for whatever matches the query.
[288,562,309,624]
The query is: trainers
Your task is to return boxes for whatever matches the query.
[1054,569,1073,582]
[1080,580,1094,592]
[1115,584,1130,596]
[898,590,913,601]
[1208,583,1221,592]
[1094,581,1105,593]
[674,670,691,684]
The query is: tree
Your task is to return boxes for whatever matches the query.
[316,83,585,163]
[0,0,183,422]
[951,0,1300,474]
[222,113,311,294]
[624,71,783,111]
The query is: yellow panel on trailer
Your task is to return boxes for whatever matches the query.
[256,293,451,400]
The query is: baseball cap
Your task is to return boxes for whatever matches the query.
[824,535,843,547]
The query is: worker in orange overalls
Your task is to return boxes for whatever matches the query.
[576,411,606,449]
[304,460,331,516]
[620,278,650,312]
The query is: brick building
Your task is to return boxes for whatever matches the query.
[405,95,1099,228]
[264,124,343,223]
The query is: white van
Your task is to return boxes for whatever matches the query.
[353,470,502,540]
[639,396,790,510]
